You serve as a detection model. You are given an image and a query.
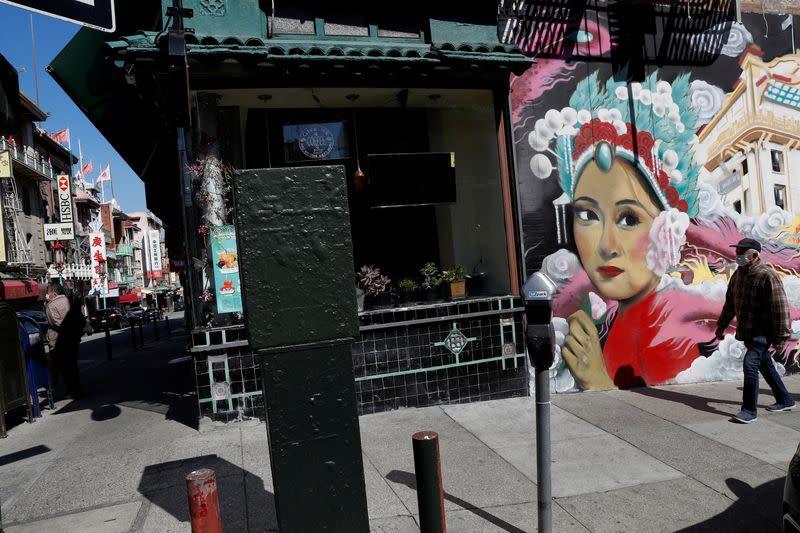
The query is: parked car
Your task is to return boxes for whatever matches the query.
[89,308,127,332]
[145,308,163,322]
[785,442,800,532]
[174,299,184,311]
[126,306,145,323]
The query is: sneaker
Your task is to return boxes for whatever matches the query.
[731,410,758,423]
[766,402,796,412]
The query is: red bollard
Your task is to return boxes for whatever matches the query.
[186,468,222,533]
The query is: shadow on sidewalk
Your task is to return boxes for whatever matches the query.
[51,316,198,430]
[386,470,525,533]
[628,386,740,417]
[138,454,277,531]
[675,478,783,532]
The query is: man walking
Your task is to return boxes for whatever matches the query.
[715,238,795,423]
[45,283,83,399]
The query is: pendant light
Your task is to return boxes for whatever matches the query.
[347,93,367,193]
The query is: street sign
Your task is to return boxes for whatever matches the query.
[0,0,116,33]
[43,222,75,241]
[56,174,74,224]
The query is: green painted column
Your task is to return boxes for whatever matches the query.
[233,166,368,532]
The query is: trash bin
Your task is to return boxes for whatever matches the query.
[0,303,33,437]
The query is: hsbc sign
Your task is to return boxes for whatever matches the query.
[57,174,74,225]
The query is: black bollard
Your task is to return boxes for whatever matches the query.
[104,320,112,361]
[165,314,172,337]
[138,319,144,345]
[130,321,138,350]
[412,431,446,533]
[153,316,160,341]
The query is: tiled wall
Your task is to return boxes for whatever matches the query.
[193,347,264,422]
[353,297,529,415]
[190,297,530,420]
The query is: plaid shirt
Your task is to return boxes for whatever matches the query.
[717,260,791,345]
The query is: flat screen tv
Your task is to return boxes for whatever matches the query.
[367,152,456,208]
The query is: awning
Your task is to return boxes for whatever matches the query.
[0,279,39,300]
[119,293,140,303]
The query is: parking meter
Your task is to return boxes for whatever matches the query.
[523,272,557,371]
[522,272,556,533]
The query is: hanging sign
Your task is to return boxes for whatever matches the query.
[0,150,11,178]
[89,232,107,295]
[57,174,74,224]
[0,0,116,33]
[210,225,243,314]
[43,222,75,241]
[146,229,163,280]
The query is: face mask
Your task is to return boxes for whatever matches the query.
[735,255,749,267]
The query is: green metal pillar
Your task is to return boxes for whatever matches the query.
[234,165,368,532]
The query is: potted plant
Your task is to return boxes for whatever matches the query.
[397,278,419,304]
[356,265,391,308]
[420,262,442,301]
[441,265,467,300]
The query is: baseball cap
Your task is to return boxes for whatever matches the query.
[729,237,762,252]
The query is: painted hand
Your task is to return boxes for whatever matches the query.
[562,310,617,391]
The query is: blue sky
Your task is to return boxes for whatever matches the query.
[0,3,148,212]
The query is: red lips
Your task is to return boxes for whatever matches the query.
[597,266,623,278]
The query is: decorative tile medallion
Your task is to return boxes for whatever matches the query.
[211,380,231,401]
[434,322,477,356]
[200,0,227,16]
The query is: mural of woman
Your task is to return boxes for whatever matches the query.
[530,69,800,391]
[531,71,721,390]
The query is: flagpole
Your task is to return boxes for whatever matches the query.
[109,162,116,202]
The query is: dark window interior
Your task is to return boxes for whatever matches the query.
[257,107,440,282]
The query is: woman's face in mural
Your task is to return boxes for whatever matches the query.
[572,159,661,305]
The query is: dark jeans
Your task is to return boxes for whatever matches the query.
[742,336,793,414]
[53,337,81,398]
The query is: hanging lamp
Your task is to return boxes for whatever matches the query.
[347,94,366,193]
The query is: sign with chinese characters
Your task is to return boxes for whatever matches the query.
[210,225,243,314]
[89,232,107,295]
[57,174,74,224]
[146,229,163,279]
[43,222,75,241]
[0,150,11,178]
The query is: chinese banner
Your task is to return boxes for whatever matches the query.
[89,232,107,295]
[210,225,243,314]
[146,229,163,279]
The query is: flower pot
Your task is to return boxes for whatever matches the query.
[446,280,466,300]
[423,287,442,302]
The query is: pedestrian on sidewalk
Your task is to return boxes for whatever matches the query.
[45,284,83,399]
[715,238,795,424]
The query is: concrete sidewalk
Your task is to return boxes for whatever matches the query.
[1,320,798,532]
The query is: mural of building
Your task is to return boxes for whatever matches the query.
[698,48,800,217]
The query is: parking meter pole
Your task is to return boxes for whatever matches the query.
[138,320,144,345]
[535,360,552,533]
[165,315,172,337]
[523,273,557,533]
[412,431,447,533]
[153,317,160,341]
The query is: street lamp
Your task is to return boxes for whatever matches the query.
[52,241,66,285]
